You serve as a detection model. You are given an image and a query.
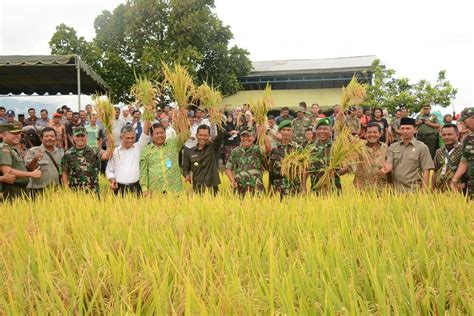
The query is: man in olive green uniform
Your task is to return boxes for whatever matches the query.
[0,123,42,199]
[268,120,303,198]
[451,107,474,197]
[225,126,271,196]
[292,107,312,146]
[382,117,434,192]
[416,105,441,158]
[306,118,342,192]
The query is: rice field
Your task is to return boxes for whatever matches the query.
[0,175,473,314]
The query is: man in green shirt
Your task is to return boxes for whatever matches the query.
[1,123,42,199]
[140,122,188,195]
[416,105,441,158]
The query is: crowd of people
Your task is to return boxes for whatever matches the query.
[0,101,473,201]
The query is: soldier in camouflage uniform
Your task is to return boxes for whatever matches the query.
[451,107,474,197]
[225,126,271,196]
[268,120,303,198]
[0,123,41,199]
[292,107,312,146]
[306,118,342,192]
[62,126,113,194]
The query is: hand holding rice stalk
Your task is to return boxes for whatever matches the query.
[130,75,158,121]
[315,127,366,190]
[195,82,224,127]
[281,147,312,182]
[251,83,273,146]
[93,95,115,147]
[161,62,195,136]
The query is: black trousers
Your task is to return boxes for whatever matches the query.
[417,133,438,159]
[114,182,142,197]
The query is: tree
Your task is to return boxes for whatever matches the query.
[49,0,252,102]
[363,59,458,114]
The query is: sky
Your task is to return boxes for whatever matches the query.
[0,0,472,115]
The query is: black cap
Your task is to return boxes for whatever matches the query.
[400,117,416,126]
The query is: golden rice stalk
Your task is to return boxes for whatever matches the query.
[195,82,224,127]
[161,62,195,109]
[93,95,114,144]
[172,107,191,138]
[130,75,159,121]
[316,127,366,189]
[251,83,273,146]
[281,147,312,182]
[341,75,367,110]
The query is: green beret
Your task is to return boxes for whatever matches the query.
[315,118,331,129]
[459,107,474,122]
[278,120,292,131]
[73,126,87,136]
[0,123,22,133]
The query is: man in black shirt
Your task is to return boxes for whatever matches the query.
[183,124,224,194]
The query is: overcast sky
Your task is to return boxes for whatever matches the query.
[0,0,472,113]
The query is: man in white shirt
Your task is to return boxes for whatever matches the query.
[112,107,126,147]
[105,120,150,196]
[161,118,176,139]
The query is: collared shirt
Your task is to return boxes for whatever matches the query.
[268,141,302,195]
[292,117,312,145]
[185,119,210,148]
[416,113,439,135]
[0,143,29,186]
[225,145,266,193]
[433,142,463,191]
[352,141,388,190]
[25,144,64,189]
[307,140,341,190]
[387,139,434,192]
[24,117,38,126]
[112,118,126,147]
[106,133,150,184]
[139,137,183,193]
[183,128,223,188]
[461,132,474,184]
[35,118,50,130]
[166,126,177,139]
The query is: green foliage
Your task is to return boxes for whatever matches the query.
[363,59,458,114]
[48,0,251,102]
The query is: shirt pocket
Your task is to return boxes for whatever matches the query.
[189,155,201,169]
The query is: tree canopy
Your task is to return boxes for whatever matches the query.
[49,0,252,102]
[363,59,457,114]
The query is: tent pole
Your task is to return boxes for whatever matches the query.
[76,55,82,111]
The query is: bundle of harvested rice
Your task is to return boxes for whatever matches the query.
[341,75,367,110]
[281,147,312,183]
[161,62,195,108]
[251,83,273,146]
[195,82,223,127]
[315,126,366,189]
[93,95,114,133]
[130,75,159,121]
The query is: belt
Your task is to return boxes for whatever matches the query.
[117,181,140,187]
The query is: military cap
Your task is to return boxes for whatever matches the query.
[459,107,474,122]
[72,126,87,136]
[278,120,292,131]
[0,123,22,133]
[315,117,331,129]
[240,126,255,136]
[400,117,416,126]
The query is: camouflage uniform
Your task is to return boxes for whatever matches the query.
[461,132,474,197]
[226,145,266,195]
[292,117,312,145]
[0,143,30,199]
[62,145,103,193]
[433,142,463,192]
[268,141,302,197]
[344,116,361,136]
[307,140,341,192]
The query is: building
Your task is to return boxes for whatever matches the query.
[222,55,383,110]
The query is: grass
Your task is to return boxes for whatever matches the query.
[0,175,472,314]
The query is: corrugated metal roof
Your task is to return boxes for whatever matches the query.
[249,55,382,76]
